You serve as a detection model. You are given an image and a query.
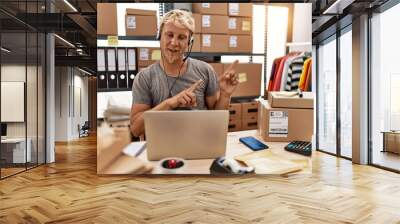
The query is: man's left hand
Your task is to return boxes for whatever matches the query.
[219,60,239,97]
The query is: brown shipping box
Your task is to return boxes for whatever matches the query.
[192,3,228,15]
[192,34,201,52]
[125,8,157,36]
[193,13,202,33]
[229,103,242,120]
[242,118,258,130]
[268,91,314,109]
[229,118,242,132]
[223,63,261,97]
[200,15,228,34]
[138,48,160,67]
[97,3,118,35]
[209,63,224,76]
[258,100,313,142]
[228,35,252,53]
[242,101,258,120]
[228,3,253,17]
[228,17,252,35]
[201,34,228,52]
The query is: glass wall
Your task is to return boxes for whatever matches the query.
[339,28,352,158]
[317,36,337,154]
[371,2,400,171]
[0,1,46,179]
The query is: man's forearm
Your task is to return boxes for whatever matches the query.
[214,91,231,110]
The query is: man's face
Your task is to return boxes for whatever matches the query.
[160,21,190,64]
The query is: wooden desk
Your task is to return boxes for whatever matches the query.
[137,130,311,175]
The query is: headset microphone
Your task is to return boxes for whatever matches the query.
[183,36,194,62]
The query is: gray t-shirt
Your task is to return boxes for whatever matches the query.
[132,58,219,109]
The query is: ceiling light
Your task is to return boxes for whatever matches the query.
[78,67,92,76]
[100,75,105,80]
[130,74,135,80]
[54,34,75,48]
[120,74,125,79]
[1,47,11,53]
[63,0,78,12]
[110,74,116,80]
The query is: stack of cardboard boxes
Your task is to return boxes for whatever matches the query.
[258,92,314,142]
[192,3,253,53]
[228,101,259,132]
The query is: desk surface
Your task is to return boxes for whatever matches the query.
[137,130,311,175]
[1,138,27,143]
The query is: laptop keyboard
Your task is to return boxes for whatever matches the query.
[284,141,312,156]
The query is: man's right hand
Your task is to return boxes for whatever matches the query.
[167,79,203,109]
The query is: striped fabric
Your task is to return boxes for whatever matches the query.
[285,56,309,91]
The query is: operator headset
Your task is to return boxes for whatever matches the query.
[157,19,195,98]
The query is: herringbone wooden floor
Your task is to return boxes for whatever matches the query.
[1,135,400,224]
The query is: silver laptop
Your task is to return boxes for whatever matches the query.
[144,110,229,161]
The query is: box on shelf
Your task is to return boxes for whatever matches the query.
[258,100,313,142]
[242,101,258,120]
[138,47,161,67]
[228,3,252,17]
[201,34,228,52]
[229,118,242,132]
[242,118,258,130]
[193,13,201,33]
[192,3,228,15]
[97,3,118,35]
[223,63,262,97]
[228,17,252,35]
[209,63,224,77]
[228,35,252,53]
[228,103,242,120]
[268,91,314,109]
[200,15,228,34]
[192,34,201,52]
[125,8,157,36]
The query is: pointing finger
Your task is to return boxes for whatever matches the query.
[188,79,203,92]
[225,60,239,73]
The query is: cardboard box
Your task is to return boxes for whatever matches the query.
[192,34,201,52]
[268,92,314,109]
[201,34,228,52]
[193,3,228,15]
[138,48,160,67]
[242,118,258,130]
[384,132,400,154]
[242,101,258,120]
[209,63,224,77]
[228,35,252,53]
[258,100,313,142]
[223,63,262,97]
[200,15,228,34]
[228,103,242,120]
[193,13,201,33]
[125,8,157,36]
[228,17,252,35]
[228,3,252,17]
[97,3,118,35]
[229,118,242,132]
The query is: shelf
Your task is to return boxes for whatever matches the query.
[97,35,157,41]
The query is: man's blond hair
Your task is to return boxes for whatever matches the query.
[159,9,195,36]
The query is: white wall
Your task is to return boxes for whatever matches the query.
[291,3,312,52]
[54,67,89,141]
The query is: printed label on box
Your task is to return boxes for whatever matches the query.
[229,18,237,30]
[107,36,118,46]
[268,111,288,137]
[126,16,136,29]
[202,3,210,8]
[139,48,149,60]
[238,73,247,83]
[151,50,161,60]
[229,36,238,47]
[202,35,211,47]
[202,15,211,28]
[242,21,251,31]
[229,3,239,15]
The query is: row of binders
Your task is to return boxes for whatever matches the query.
[97,48,138,90]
